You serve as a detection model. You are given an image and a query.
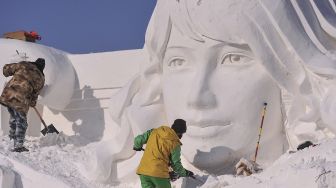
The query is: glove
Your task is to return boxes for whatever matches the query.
[185,170,194,177]
[133,147,143,151]
[30,100,37,107]
[169,171,179,182]
[235,158,262,176]
[29,93,38,107]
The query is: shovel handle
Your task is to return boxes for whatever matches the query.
[32,107,48,129]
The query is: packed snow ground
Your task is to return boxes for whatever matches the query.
[0,133,139,188]
[1,132,336,188]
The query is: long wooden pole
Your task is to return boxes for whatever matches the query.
[253,103,267,163]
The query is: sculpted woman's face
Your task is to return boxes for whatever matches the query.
[161,27,282,172]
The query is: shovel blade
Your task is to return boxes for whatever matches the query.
[41,124,59,136]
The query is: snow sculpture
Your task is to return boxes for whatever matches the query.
[0,39,76,137]
[84,0,336,184]
[0,39,76,110]
[0,161,16,188]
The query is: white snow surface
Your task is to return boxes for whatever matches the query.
[1,133,336,188]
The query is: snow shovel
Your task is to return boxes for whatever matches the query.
[190,175,205,184]
[32,107,59,135]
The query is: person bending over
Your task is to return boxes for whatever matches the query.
[0,58,45,152]
[133,119,194,188]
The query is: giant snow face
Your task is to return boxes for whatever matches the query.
[161,27,283,173]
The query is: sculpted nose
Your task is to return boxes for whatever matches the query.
[187,71,217,109]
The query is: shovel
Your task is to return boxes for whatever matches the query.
[32,107,59,135]
[190,175,205,184]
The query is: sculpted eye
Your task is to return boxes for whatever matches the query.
[220,53,252,65]
[168,57,186,68]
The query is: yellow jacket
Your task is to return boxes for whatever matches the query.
[135,126,183,178]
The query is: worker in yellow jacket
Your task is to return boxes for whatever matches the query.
[133,119,194,188]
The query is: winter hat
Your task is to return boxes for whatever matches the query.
[34,58,45,73]
[171,119,187,134]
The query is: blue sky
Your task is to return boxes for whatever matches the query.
[0,0,156,54]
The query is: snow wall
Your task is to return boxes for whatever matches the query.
[0,38,147,142]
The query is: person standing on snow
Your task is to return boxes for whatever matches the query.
[0,58,45,152]
[133,119,194,188]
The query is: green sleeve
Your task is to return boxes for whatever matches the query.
[133,129,153,149]
[170,145,187,177]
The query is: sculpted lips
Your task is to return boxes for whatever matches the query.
[186,120,232,137]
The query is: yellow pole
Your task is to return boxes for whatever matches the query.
[253,103,267,163]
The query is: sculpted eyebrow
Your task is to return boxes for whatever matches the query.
[226,43,251,51]
[209,43,251,53]
[166,46,193,50]
[163,46,194,60]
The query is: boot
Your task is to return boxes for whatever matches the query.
[11,147,29,153]
[9,135,15,140]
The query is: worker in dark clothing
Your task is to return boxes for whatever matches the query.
[0,58,45,152]
[133,119,194,188]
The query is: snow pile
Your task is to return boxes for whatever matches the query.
[1,133,336,187]
[199,139,336,188]
[0,158,15,188]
